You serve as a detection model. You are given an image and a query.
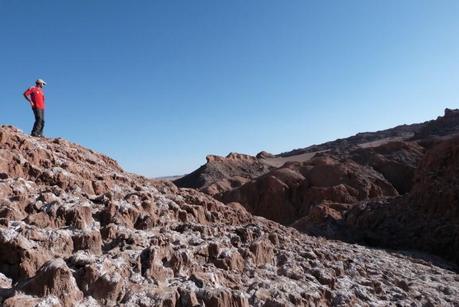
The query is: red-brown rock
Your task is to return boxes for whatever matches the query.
[218,155,398,225]
[16,258,83,307]
[0,125,458,306]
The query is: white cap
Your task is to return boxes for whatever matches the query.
[36,79,47,85]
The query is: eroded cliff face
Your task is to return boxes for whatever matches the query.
[217,154,400,226]
[216,139,427,228]
[342,135,459,265]
[0,125,458,306]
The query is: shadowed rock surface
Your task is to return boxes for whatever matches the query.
[341,135,459,265]
[1,125,458,306]
[346,141,425,194]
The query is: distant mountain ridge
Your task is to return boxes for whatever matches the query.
[278,122,423,157]
[175,108,459,194]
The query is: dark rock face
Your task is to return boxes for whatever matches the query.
[348,141,425,194]
[343,136,459,265]
[1,125,458,306]
[410,135,459,219]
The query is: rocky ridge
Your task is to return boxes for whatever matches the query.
[176,109,458,197]
[174,153,273,196]
[1,125,458,306]
[413,108,459,140]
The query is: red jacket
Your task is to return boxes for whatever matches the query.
[24,86,45,109]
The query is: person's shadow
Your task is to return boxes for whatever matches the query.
[0,287,14,303]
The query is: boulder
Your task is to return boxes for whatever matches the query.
[16,258,83,307]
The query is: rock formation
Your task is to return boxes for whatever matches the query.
[1,125,458,306]
[217,154,399,225]
[347,141,425,194]
[413,108,459,139]
[342,135,459,265]
[177,109,459,269]
[178,108,458,195]
[174,153,273,196]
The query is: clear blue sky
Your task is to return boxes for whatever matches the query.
[1,1,458,177]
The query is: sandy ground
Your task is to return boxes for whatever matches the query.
[357,136,408,148]
[262,151,325,167]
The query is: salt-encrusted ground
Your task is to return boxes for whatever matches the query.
[0,126,458,306]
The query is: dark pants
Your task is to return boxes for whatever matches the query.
[31,108,45,136]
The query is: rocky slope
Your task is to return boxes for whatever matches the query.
[278,122,422,158]
[1,125,459,306]
[276,108,459,158]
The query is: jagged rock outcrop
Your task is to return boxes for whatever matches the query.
[1,126,458,306]
[255,151,274,159]
[174,152,273,195]
[11,258,84,307]
[413,108,459,139]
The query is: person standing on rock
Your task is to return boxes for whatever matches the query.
[23,79,47,137]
